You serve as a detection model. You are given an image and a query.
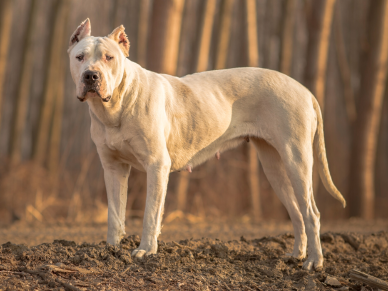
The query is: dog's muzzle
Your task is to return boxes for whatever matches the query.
[83,70,100,85]
[79,70,105,101]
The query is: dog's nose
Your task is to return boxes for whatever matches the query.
[83,70,100,84]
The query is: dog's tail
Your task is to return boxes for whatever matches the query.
[312,97,346,208]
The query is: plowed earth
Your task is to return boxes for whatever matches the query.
[1,230,388,291]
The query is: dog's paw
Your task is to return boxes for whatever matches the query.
[131,248,156,259]
[286,250,306,260]
[302,257,323,271]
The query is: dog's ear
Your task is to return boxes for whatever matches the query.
[69,18,91,48]
[108,25,130,57]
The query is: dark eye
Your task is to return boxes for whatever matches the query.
[76,54,84,61]
[106,55,113,61]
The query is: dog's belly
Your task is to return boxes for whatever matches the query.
[170,124,268,172]
[169,116,271,172]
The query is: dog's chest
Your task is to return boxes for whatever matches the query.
[104,128,124,150]
[92,122,144,170]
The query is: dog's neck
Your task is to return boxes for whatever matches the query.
[87,60,138,127]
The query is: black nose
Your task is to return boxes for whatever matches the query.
[83,70,100,84]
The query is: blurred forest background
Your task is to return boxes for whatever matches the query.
[0,0,387,225]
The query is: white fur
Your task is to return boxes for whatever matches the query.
[68,20,346,271]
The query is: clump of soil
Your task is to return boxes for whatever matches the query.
[0,232,387,290]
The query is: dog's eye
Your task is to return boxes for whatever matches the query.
[76,55,84,61]
[106,55,113,61]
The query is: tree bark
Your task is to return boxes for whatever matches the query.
[9,0,38,165]
[148,0,185,75]
[0,0,13,131]
[349,0,388,219]
[245,0,262,221]
[34,0,71,165]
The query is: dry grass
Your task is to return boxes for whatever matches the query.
[0,145,312,226]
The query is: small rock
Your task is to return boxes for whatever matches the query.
[341,233,361,250]
[211,243,229,258]
[70,255,82,264]
[177,282,185,288]
[337,287,349,291]
[306,277,317,290]
[321,233,335,244]
[324,276,342,287]
[120,254,132,264]
[358,244,368,254]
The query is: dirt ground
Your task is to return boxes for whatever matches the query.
[0,219,388,290]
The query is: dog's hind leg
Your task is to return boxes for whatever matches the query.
[277,139,323,271]
[252,138,307,259]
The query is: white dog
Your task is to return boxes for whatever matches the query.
[68,19,346,271]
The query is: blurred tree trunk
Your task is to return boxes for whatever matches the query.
[334,4,356,124]
[111,0,124,29]
[34,0,71,165]
[279,1,298,218]
[195,0,217,72]
[137,0,151,68]
[9,0,38,165]
[259,0,288,220]
[177,0,201,76]
[176,0,216,212]
[148,0,185,75]
[263,0,282,70]
[245,0,262,221]
[349,0,388,219]
[147,0,186,210]
[245,0,259,68]
[0,0,13,130]
[48,0,71,173]
[304,0,336,110]
[280,0,297,76]
[214,0,234,70]
[304,0,336,197]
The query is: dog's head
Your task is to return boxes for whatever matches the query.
[68,19,130,102]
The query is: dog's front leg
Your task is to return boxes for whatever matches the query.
[103,162,131,245]
[132,158,171,258]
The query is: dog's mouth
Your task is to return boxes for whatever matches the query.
[77,89,111,103]
[85,87,100,96]
[78,85,105,102]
